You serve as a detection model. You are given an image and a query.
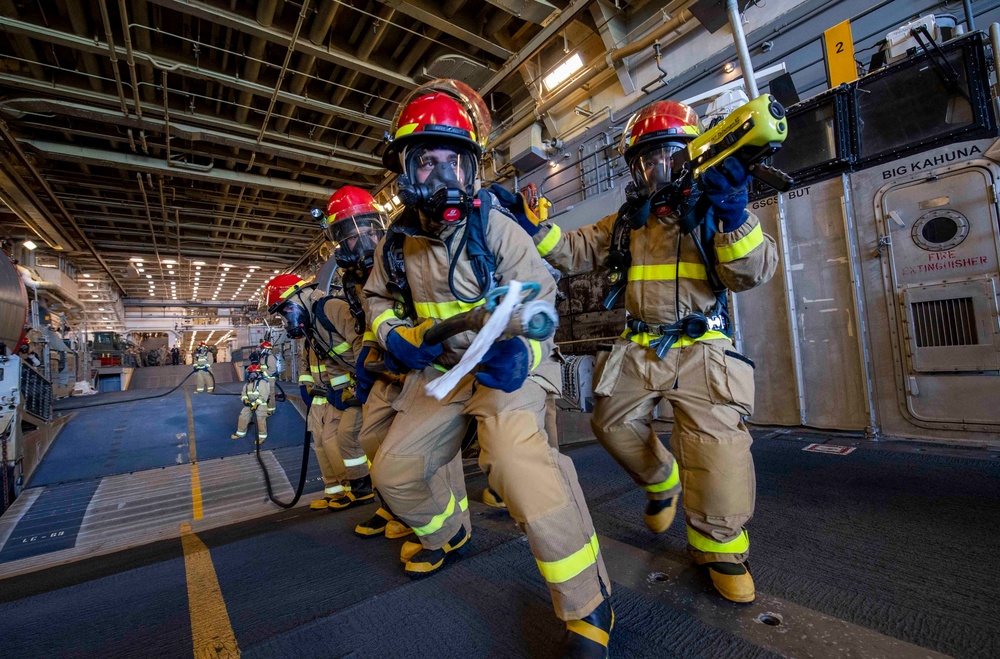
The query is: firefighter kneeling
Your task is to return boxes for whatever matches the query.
[365,79,613,658]
[524,100,778,604]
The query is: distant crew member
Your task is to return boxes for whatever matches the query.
[366,79,613,656]
[193,341,214,393]
[170,345,180,365]
[524,100,778,604]
[232,364,269,442]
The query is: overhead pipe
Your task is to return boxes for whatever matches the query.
[488,8,696,148]
[136,173,169,295]
[96,0,131,122]
[0,97,381,172]
[116,0,148,153]
[725,0,758,98]
[964,0,976,31]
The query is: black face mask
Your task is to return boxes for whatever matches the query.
[279,302,311,339]
[397,165,471,227]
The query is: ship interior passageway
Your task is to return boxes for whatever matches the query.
[1,385,999,658]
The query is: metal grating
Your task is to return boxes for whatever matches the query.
[911,297,978,347]
[19,364,52,421]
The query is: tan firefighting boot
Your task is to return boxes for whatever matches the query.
[643,497,677,533]
[562,597,614,658]
[482,486,507,509]
[706,562,755,603]
[404,526,469,577]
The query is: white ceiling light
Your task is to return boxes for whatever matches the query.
[130,257,144,262]
[87,282,95,287]
[82,273,91,278]
[92,294,99,298]
[146,274,152,279]
[23,240,37,250]
[162,259,177,265]
[543,52,583,91]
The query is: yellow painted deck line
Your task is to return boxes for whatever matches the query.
[180,522,240,658]
[185,389,203,521]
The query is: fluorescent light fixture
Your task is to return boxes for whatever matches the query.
[146,274,152,279]
[162,259,177,265]
[82,273,91,278]
[543,52,583,91]
[137,268,145,273]
[92,294,99,298]
[392,194,401,205]
[196,266,201,270]
[23,240,37,250]
[274,270,280,274]
[87,283,95,287]
[130,257,144,262]
[98,307,105,311]
[193,261,206,265]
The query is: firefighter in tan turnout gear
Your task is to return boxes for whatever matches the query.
[364,79,614,658]
[525,100,778,604]
[193,341,213,393]
[257,340,278,414]
[264,273,373,512]
[231,364,270,442]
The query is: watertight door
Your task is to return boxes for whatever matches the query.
[880,166,1000,425]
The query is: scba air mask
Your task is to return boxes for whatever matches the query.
[624,142,691,228]
[398,145,478,228]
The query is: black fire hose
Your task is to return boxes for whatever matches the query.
[56,369,202,409]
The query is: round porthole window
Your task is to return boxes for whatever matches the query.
[911,210,970,251]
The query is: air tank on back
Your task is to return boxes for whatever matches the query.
[0,249,28,355]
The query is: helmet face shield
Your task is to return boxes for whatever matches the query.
[628,143,689,196]
[328,215,387,266]
[277,301,310,339]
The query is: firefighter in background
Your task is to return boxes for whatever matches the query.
[232,363,269,442]
[258,340,278,414]
[193,341,214,393]
[265,274,374,512]
[365,79,613,657]
[521,100,778,604]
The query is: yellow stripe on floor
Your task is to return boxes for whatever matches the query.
[185,389,203,521]
[180,522,240,658]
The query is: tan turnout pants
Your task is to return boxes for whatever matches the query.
[362,377,468,522]
[237,404,268,439]
[194,369,213,392]
[308,397,346,494]
[372,368,609,621]
[591,339,756,565]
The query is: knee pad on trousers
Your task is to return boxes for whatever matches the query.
[370,454,428,512]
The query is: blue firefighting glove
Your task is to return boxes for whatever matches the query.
[701,157,750,233]
[490,183,541,237]
[386,319,443,372]
[327,386,348,411]
[355,347,377,404]
[475,338,529,393]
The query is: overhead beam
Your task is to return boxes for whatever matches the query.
[0,16,392,130]
[21,140,334,200]
[590,0,635,95]
[377,0,511,59]
[140,0,417,89]
[483,0,558,25]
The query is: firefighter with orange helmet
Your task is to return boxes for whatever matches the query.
[365,79,613,657]
[193,340,213,393]
[527,99,779,604]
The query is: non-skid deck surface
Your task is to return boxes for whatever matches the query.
[2,432,998,658]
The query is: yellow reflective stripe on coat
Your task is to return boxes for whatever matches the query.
[687,527,749,554]
[412,492,456,537]
[643,460,680,493]
[329,374,351,386]
[414,298,484,320]
[311,396,328,406]
[535,533,600,584]
[372,308,398,334]
[529,339,543,370]
[310,365,321,373]
[536,224,562,257]
[716,223,764,263]
[458,496,468,512]
[623,329,730,349]
[363,330,376,343]
[628,262,708,281]
[298,374,315,383]
[331,341,351,355]
[343,455,368,468]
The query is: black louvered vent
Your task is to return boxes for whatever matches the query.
[911,297,978,347]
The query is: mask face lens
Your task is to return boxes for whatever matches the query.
[629,143,687,195]
[328,216,386,265]
[280,303,309,338]
[404,145,476,197]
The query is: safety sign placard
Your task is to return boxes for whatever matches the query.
[803,443,857,455]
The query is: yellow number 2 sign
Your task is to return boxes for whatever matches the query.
[824,19,857,88]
